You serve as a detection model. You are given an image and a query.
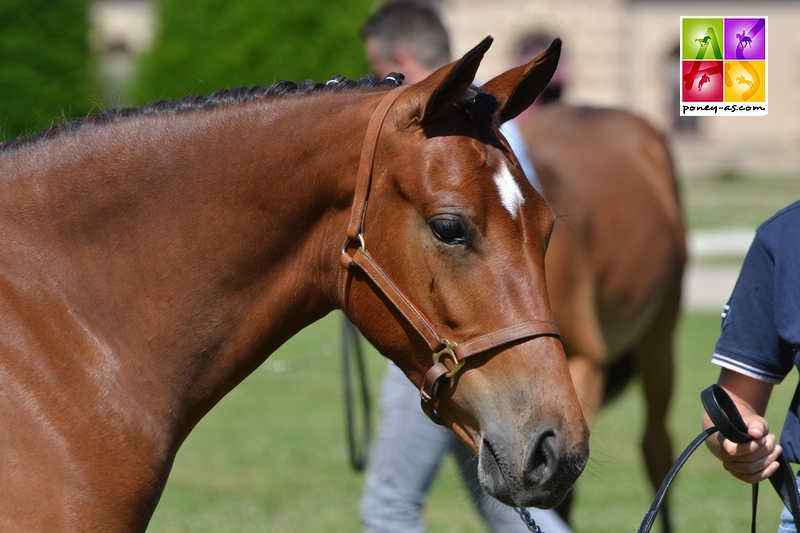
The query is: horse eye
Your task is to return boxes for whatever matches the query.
[429,216,468,245]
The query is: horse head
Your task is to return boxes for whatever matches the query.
[340,37,589,509]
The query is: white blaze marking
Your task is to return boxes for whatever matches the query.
[493,161,524,218]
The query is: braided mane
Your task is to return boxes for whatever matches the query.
[1,72,498,153]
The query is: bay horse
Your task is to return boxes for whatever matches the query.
[0,38,589,531]
[521,104,686,532]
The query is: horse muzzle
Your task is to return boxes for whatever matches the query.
[478,423,589,508]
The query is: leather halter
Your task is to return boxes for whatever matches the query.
[339,86,562,425]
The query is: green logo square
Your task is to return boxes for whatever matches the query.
[682,18,724,60]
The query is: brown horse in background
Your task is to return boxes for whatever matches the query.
[521,104,686,533]
[0,39,589,531]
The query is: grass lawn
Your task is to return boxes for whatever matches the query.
[146,310,799,532]
[681,174,800,230]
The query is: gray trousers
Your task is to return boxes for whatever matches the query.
[359,363,573,533]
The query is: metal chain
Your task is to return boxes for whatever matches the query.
[514,507,543,533]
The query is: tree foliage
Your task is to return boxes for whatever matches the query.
[0,0,95,140]
[133,0,375,105]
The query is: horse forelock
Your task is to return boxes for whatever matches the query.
[456,86,499,128]
[0,73,405,155]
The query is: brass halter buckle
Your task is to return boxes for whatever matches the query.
[432,339,464,379]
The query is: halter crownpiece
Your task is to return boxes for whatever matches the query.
[339,87,562,425]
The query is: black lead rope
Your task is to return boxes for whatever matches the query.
[638,384,800,533]
[342,316,372,472]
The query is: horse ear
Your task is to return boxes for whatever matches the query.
[397,36,493,126]
[481,38,561,124]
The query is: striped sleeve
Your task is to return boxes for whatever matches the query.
[711,352,785,384]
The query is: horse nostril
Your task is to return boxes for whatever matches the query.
[525,427,558,483]
[478,427,584,508]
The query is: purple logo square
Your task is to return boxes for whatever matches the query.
[724,18,766,60]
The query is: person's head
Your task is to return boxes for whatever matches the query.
[362,2,451,84]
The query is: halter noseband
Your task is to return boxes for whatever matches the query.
[339,86,562,425]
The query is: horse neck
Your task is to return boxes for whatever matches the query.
[0,91,378,433]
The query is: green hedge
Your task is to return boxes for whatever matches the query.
[132,0,374,105]
[0,0,95,140]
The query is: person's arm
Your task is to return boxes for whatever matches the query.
[702,368,783,483]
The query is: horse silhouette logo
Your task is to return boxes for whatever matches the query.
[695,36,711,47]
[698,73,711,91]
[736,75,753,89]
[736,30,753,48]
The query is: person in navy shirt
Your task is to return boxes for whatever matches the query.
[703,199,800,532]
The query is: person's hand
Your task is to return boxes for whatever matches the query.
[709,414,782,484]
